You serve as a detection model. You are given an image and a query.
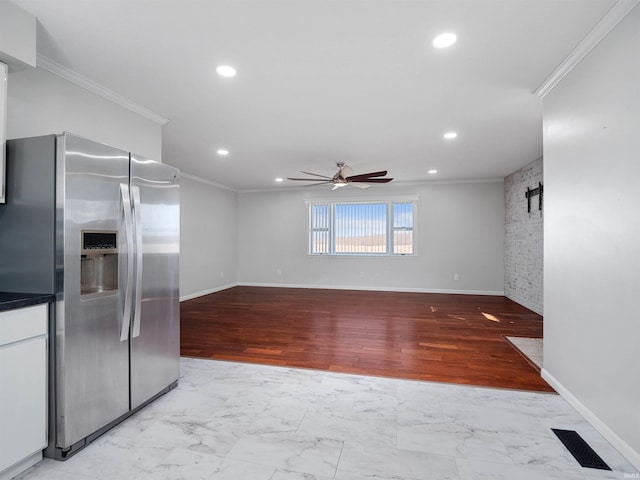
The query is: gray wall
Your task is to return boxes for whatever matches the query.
[543,4,640,469]
[180,175,238,300]
[7,67,161,160]
[3,66,235,301]
[504,158,543,314]
[238,181,504,294]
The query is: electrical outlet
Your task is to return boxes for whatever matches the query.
[220,271,224,279]
[454,273,459,281]
[277,269,282,276]
[360,271,365,278]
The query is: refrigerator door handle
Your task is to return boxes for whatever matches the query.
[120,183,134,341]
[131,185,143,338]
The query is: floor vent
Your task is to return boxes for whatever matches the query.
[552,428,611,470]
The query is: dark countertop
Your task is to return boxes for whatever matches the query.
[0,292,54,312]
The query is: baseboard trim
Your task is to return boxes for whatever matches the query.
[541,368,640,471]
[180,283,239,302]
[180,282,504,301]
[0,451,42,480]
[236,282,504,296]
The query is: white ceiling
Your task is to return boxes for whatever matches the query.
[13,0,617,191]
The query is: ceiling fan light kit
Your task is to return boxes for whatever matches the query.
[287,162,393,190]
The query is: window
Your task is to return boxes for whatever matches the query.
[307,198,416,256]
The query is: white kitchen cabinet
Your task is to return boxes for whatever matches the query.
[0,304,47,480]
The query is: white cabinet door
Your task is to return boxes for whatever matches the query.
[0,304,47,474]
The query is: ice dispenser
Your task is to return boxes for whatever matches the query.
[81,231,118,297]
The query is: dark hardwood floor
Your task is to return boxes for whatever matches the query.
[180,286,553,392]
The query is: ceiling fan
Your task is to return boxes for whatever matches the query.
[287,162,393,190]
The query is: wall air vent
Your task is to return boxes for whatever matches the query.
[552,428,611,470]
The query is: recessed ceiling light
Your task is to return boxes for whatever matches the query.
[428,170,438,174]
[217,148,229,156]
[275,178,284,182]
[432,32,457,48]
[443,132,458,140]
[216,65,236,77]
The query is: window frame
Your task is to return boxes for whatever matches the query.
[306,196,418,257]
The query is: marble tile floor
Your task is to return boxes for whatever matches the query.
[16,357,638,480]
[506,336,544,369]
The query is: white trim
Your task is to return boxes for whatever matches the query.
[0,451,42,480]
[388,178,504,187]
[304,195,419,206]
[534,0,640,98]
[239,178,504,194]
[237,282,504,296]
[305,253,417,259]
[180,172,238,192]
[35,54,169,125]
[541,368,640,471]
[306,198,418,257]
[179,282,238,302]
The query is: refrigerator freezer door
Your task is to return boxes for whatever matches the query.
[1,62,7,204]
[0,135,57,294]
[129,155,180,409]
[57,134,131,449]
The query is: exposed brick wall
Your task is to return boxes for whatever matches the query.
[504,158,543,315]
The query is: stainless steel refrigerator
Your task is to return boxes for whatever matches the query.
[0,133,180,460]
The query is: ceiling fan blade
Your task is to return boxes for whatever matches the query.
[346,171,388,182]
[351,178,393,183]
[340,164,353,177]
[300,171,332,179]
[287,177,331,181]
[302,181,333,187]
[289,165,391,189]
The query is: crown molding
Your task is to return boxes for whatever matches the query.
[389,178,504,187]
[534,0,640,98]
[180,172,238,192]
[238,177,504,194]
[36,54,169,125]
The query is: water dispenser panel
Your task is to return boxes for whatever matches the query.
[82,231,117,252]
[81,230,118,297]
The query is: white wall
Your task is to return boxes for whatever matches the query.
[543,4,640,469]
[7,67,161,160]
[3,67,227,296]
[180,176,238,300]
[0,0,36,70]
[238,181,504,294]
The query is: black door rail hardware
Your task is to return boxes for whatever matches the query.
[525,182,543,214]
